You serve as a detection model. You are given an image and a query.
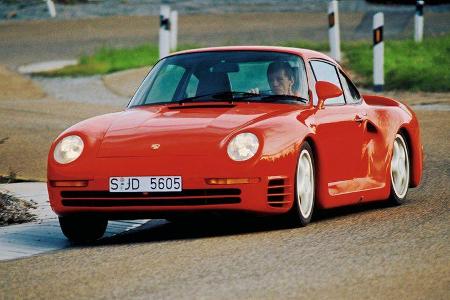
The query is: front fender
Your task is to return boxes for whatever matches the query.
[47,112,122,180]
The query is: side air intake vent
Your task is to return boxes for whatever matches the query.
[267,177,291,208]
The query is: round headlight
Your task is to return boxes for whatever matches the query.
[54,135,84,164]
[227,133,259,161]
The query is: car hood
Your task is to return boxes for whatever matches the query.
[97,103,301,157]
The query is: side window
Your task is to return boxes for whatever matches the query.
[310,60,345,105]
[292,61,309,100]
[340,71,361,104]
[339,72,352,103]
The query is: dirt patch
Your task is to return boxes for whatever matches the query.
[0,65,45,100]
[0,191,37,226]
[102,66,150,98]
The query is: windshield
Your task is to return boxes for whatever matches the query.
[128,51,309,107]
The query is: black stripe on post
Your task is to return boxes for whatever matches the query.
[328,12,335,28]
[160,15,171,30]
[374,84,383,92]
[373,26,383,45]
[416,1,424,17]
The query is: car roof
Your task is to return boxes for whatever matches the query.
[170,46,336,64]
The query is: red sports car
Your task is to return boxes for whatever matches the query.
[47,46,423,242]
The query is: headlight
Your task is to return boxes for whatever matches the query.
[227,133,259,161]
[54,135,84,164]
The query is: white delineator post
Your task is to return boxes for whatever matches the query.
[170,10,178,52]
[46,0,56,18]
[415,0,424,43]
[328,0,341,62]
[159,5,171,59]
[373,12,384,92]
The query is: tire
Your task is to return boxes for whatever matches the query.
[59,215,108,243]
[289,142,316,226]
[389,133,410,205]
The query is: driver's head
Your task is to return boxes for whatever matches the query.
[267,62,295,95]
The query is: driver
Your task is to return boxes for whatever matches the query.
[249,61,297,96]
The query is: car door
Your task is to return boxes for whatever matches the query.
[309,60,365,205]
[337,69,370,181]
[339,70,387,197]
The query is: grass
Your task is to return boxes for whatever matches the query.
[42,44,197,77]
[343,34,450,92]
[41,35,450,92]
[44,44,159,76]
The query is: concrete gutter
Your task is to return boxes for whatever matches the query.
[18,60,78,74]
[0,182,148,261]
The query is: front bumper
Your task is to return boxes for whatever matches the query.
[48,151,299,218]
[48,175,293,218]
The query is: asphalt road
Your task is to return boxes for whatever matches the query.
[0,110,448,299]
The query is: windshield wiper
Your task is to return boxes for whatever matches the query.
[177,91,260,105]
[260,94,309,103]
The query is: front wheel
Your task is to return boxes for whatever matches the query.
[289,142,316,226]
[389,133,410,205]
[59,215,108,243]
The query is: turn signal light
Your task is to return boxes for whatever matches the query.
[50,180,88,187]
[205,178,261,185]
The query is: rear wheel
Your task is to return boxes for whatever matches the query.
[59,215,107,243]
[389,133,410,205]
[290,142,316,226]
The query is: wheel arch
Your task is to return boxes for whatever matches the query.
[301,134,327,209]
[397,124,422,188]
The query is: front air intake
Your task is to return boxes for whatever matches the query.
[61,189,241,207]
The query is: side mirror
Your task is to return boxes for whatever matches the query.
[315,81,343,109]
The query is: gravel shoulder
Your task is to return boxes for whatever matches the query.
[0,192,36,226]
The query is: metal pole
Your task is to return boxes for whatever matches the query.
[170,10,178,52]
[415,0,424,43]
[159,5,171,59]
[373,12,384,92]
[328,0,341,62]
[46,0,56,18]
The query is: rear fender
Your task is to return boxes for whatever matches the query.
[364,94,423,188]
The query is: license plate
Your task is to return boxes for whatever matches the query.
[109,176,182,192]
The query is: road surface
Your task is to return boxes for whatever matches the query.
[0,110,449,299]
